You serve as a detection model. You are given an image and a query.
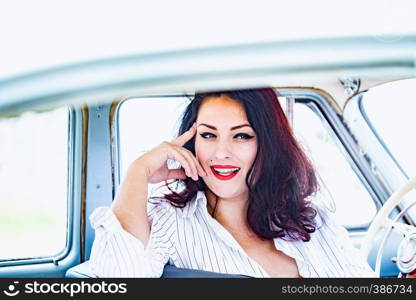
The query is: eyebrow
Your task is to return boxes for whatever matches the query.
[198,123,252,131]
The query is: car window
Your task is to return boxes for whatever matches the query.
[292,103,376,227]
[117,95,376,227]
[0,108,68,260]
[360,79,416,178]
[116,96,189,194]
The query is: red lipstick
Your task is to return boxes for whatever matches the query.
[210,165,240,181]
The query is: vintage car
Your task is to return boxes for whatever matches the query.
[0,29,415,278]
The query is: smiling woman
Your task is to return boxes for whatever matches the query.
[88,87,376,278]
[160,89,317,242]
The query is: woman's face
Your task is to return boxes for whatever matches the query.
[195,96,258,199]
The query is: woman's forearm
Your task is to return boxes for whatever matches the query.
[111,159,151,247]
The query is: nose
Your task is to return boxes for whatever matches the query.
[213,138,233,160]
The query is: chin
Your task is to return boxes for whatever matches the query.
[206,182,245,199]
[212,190,237,199]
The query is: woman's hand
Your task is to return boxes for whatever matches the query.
[134,123,207,184]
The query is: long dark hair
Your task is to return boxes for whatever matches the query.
[150,88,318,242]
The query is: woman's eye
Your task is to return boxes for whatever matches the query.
[235,133,254,140]
[200,132,254,140]
[200,132,215,139]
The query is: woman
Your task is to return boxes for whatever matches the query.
[89,88,376,277]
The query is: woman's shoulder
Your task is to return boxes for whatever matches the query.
[308,200,354,248]
[147,188,205,220]
[308,196,337,224]
[307,200,342,238]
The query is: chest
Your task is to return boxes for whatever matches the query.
[178,215,302,277]
[247,247,301,277]
[243,241,301,277]
[235,234,302,278]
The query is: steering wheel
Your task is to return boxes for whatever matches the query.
[360,174,416,277]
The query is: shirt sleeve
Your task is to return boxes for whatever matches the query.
[88,201,175,278]
[314,202,378,277]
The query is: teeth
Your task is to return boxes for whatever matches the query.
[213,167,240,174]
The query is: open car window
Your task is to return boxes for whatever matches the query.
[292,102,376,227]
[0,107,68,261]
[116,92,376,228]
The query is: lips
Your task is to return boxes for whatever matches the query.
[210,165,240,181]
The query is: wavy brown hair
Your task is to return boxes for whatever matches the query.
[150,88,318,241]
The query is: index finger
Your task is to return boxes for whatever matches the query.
[171,122,197,146]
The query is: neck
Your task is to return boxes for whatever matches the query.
[205,189,250,229]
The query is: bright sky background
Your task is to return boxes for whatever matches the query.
[0,0,415,80]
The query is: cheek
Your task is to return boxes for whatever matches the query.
[194,138,208,161]
[243,142,258,166]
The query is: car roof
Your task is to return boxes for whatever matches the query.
[0,35,415,116]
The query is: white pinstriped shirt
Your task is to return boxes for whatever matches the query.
[88,190,377,278]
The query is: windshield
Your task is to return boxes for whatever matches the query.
[360,79,416,178]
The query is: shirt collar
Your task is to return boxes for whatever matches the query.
[177,190,308,266]
[176,190,207,218]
